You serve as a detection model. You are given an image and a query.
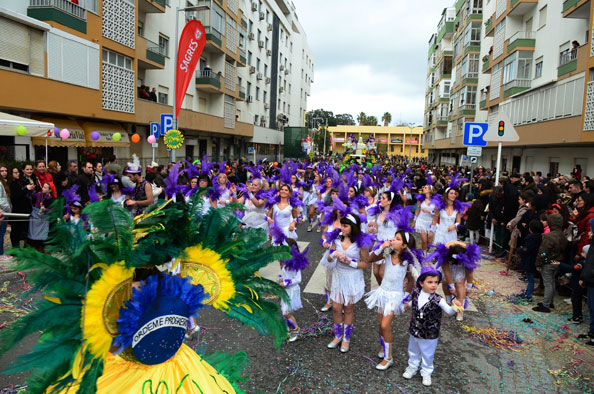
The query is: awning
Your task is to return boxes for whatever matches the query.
[31,118,86,147]
[0,111,53,137]
[81,122,130,147]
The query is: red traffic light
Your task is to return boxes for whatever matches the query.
[498,121,504,127]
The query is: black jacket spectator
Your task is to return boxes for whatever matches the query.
[503,180,520,222]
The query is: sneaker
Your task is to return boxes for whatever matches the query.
[402,367,417,379]
[289,330,300,342]
[316,227,321,233]
[532,305,550,313]
[307,225,312,232]
[578,332,594,339]
[422,375,432,386]
[568,316,583,324]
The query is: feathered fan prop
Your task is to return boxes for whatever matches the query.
[282,244,310,272]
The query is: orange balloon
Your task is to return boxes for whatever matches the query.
[131,133,141,143]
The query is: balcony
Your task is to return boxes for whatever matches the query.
[503,78,531,98]
[507,31,536,53]
[485,13,495,37]
[195,70,222,92]
[558,50,578,77]
[436,115,448,127]
[436,20,454,44]
[139,0,166,14]
[482,55,490,73]
[204,26,223,50]
[509,0,538,17]
[462,72,478,85]
[480,91,488,109]
[464,44,481,55]
[460,104,476,116]
[28,0,87,33]
[563,0,591,18]
[138,36,165,69]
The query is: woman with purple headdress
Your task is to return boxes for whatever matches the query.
[243,176,269,231]
[365,230,418,370]
[428,241,480,321]
[430,175,469,245]
[267,184,299,245]
[305,172,321,232]
[368,191,402,285]
[326,214,372,353]
[414,183,436,252]
[209,172,234,209]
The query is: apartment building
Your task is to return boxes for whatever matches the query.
[0,0,312,166]
[424,0,594,177]
[328,125,427,159]
[236,0,313,159]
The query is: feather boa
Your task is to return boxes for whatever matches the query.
[432,195,470,213]
[282,244,310,272]
[454,243,481,272]
[402,248,424,267]
[427,243,449,269]
[349,194,369,210]
[354,232,376,249]
[319,228,341,246]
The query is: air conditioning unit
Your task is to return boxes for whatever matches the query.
[249,66,256,74]
[248,32,255,40]
[264,103,269,110]
[279,86,284,92]
[256,72,263,80]
[259,11,265,20]
[251,2,257,11]
[279,65,284,71]
[247,95,253,103]
[284,69,289,75]
[266,49,271,56]
[260,117,267,127]
[267,23,272,31]
[265,77,271,84]
[258,40,264,48]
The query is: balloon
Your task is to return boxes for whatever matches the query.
[60,128,70,139]
[147,135,156,144]
[131,133,140,143]
[16,125,27,136]
[53,126,60,137]
[91,131,100,141]
[112,132,121,142]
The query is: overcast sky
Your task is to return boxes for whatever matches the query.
[294,0,452,125]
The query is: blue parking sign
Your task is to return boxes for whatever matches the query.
[150,122,160,139]
[463,122,488,146]
[160,114,174,137]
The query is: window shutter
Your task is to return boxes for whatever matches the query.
[0,17,30,65]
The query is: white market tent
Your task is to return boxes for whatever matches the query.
[0,112,53,162]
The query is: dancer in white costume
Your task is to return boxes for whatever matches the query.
[242,177,270,231]
[414,184,436,252]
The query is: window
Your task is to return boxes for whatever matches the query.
[525,17,533,32]
[503,51,533,84]
[266,10,270,22]
[247,51,252,65]
[256,58,260,71]
[256,87,260,100]
[159,35,169,56]
[538,5,547,29]
[535,57,543,78]
[288,83,291,93]
[257,29,261,41]
[103,48,132,70]
[158,92,168,105]
[249,20,253,34]
[287,104,290,114]
[265,37,269,49]
[138,21,144,37]
[463,21,481,47]
[263,91,267,102]
[247,82,252,97]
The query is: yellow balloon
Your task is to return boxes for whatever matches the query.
[112,132,121,142]
[16,125,27,136]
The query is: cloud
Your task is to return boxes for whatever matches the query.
[295,0,453,124]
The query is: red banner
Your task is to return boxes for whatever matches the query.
[175,20,206,119]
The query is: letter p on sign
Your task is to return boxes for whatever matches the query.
[463,122,488,147]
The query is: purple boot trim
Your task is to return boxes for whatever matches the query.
[286,318,297,330]
[343,324,353,340]
[463,298,469,309]
[334,323,343,339]
[379,334,385,349]
[324,289,330,303]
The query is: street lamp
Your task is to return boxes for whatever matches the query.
[171,3,209,161]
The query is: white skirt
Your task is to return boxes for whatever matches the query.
[242,211,269,231]
[281,285,302,315]
[364,287,406,316]
[330,268,365,306]
[451,264,467,283]
[415,218,433,234]
[320,249,335,268]
[434,226,457,245]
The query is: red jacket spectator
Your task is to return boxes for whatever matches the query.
[35,171,57,198]
[572,206,594,255]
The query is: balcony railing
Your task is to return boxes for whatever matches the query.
[196,70,222,89]
[560,49,578,66]
[204,26,223,47]
[146,38,166,65]
[503,78,531,97]
[29,0,86,20]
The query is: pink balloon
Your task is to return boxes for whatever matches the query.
[147,135,156,144]
[59,128,70,139]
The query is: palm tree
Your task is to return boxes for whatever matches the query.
[357,112,367,126]
[382,112,392,127]
[367,116,378,126]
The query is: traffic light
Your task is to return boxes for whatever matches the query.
[498,121,504,137]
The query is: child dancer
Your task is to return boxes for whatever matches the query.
[279,238,310,342]
[327,214,373,353]
[366,230,419,370]
[402,266,462,387]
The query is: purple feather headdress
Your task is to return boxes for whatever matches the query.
[183,160,200,180]
[395,205,415,234]
[426,172,433,186]
[269,214,287,245]
[448,173,467,190]
[454,243,481,272]
[319,228,341,246]
[88,184,99,203]
[337,182,349,203]
[367,201,383,217]
[163,161,182,198]
[282,244,310,272]
[415,193,426,203]
[62,185,81,206]
[426,243,449,269]
[245,165,262,179]
[402,247,424,267]
[349,194,369,210]
[354,232,375,249]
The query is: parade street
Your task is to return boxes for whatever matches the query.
[1,224,592,394]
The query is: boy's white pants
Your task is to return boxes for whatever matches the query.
[407,335,439,376]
